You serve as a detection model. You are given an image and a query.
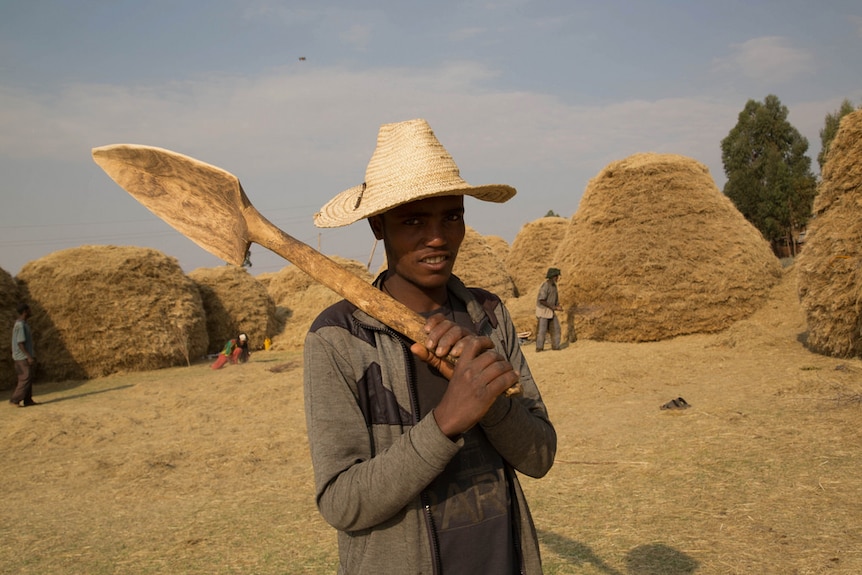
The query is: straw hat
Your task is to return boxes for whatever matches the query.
[314,119,516,228]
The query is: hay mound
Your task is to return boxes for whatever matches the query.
[453,226,516,298]
[188,266,280,354]
[0,267,21,390]
[260,256,373,350]
[484,235,510,262]
[555,153,782,342]
[797,110,862,358]
[16,246,208,381]
[506,216,568,297]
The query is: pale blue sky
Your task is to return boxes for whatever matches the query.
[2,0,860,276]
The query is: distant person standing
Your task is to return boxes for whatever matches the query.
[10,302,39,407]
[535,268,563,352]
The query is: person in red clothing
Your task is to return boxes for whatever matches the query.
[210,332,249,369]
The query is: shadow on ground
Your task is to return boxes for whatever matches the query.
[539,530,699,574]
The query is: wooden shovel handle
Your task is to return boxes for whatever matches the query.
[246,204,521,396]
[244,205,442,356]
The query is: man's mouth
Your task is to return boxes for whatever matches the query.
[421,255,447,265]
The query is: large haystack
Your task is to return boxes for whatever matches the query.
[16,246,208,381]
[188,266,280,354]
[556,153,782,342]
[452,226,516,298]
[506,216,568,297]
[260,256,373,350]
[1,267,21,390]
[797,110,862,358]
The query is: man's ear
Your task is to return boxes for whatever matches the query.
[368,216,384,240]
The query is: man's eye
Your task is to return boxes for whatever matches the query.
[447,213,463,222]
[403,218,421,225]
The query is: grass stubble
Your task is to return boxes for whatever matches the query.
[2,272,862,574]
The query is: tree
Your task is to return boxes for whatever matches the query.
[721,94,818,256]
[544,210,562,218]
[818,98,859,171]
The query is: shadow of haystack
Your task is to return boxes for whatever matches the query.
[797,109,862,359]
[16,245,208,382]
[0,266,22,390]
[539,530,623,574]
[625,543,698,575]
[189,265,280,354]
[555,153,782,342]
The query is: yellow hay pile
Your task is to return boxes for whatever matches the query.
[1,267,21,390]
[506,216,568,297]
[259,256,373,350]
[555,153,782,342]
[797,110,862,358]
[16,246,209,381]
[188,266,280,354]
[453,226,516,298]
[484,235,510,262]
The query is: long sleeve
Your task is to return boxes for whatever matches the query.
[303,329,462,532]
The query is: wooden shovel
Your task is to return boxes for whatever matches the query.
[91,144,520,393]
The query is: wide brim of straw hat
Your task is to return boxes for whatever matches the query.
[314,119,516,228]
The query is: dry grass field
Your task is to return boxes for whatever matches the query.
[3,265,862,574]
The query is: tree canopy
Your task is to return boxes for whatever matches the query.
[720,94,817,252]
[818,99,859,171]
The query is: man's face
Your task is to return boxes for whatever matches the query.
[370,195,465,293]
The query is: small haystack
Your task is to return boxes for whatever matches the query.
[260,256,373,350]
[506,216,568,297]
[797,110,862,358]
[453,227,516,298]
[188,266,280,354]
[1,266,21,390]
[16,246,208,381]
[556,153,782,342]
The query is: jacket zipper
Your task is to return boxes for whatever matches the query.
[400,328,443,575]
[361,316,444,575]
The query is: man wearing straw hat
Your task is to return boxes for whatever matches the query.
[304,119,556,574]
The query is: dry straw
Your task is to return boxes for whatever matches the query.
[188,265,280,354]
[0,266,21,390]
[554,153,782,342]
[314,119,515,228]
[453,226,516,299]
[797,109,862,358]
[16,245,209,381]
[506,216,569,297]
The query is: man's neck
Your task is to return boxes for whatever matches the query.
[382,273,449,314]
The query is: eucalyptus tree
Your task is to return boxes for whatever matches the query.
[721,94,817,255]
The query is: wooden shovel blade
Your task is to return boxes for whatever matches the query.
[91,144,251,266]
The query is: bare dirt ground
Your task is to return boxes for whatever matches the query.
[2,266,862,574]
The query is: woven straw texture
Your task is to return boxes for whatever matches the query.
[314,119,515,227]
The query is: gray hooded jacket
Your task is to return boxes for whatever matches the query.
[303,275,556,574]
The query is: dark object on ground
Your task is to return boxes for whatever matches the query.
[660,397,690,410]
